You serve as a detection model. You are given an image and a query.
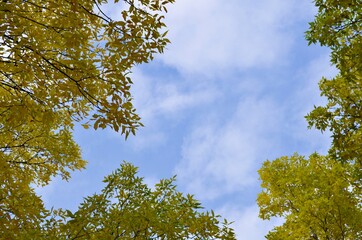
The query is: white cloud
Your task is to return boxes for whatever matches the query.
[134,77,218,122]
[218,204,284,239]
[126,69,219,150]
[173,50,335,200]
[175,96,284,199]
[162,0,316,76]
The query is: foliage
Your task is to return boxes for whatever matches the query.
[43,162,236,239]
[258,153,362,240]
[305,0,362,165]
[258,1,362,238]
[1,1,235,239]
[0,0,176,236]
[1,0,174,180]
[306,0,361,72]
[0,159,47,239]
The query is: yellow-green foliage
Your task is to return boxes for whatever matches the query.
[306,0,362,166]
[0,1,236,238]
[0,0,170,236]
[258,154,362,239]
[45,163,236,239]
[258,1,362,238]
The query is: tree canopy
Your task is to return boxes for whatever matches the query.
[4,163,236,239]
[1,0,178,190]
[305,0,362,166]
[1,0,174,232]
[59,163,235,239]
[258,154,362,240]
[0,1,237,238]
[1,0,174,182]
[258,1,362,238]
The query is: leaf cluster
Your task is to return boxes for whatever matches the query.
[258,1,362,239]
[258,154,362,239]
[42,162,236,239]
[305,0,362,166]
[0,0,173,235]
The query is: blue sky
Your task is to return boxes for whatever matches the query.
[36,0,337,239]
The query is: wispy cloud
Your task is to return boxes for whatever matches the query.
[175,96,284,199]
[173,51,334,201]
[125,68,220,150]
[132,70,219,121]
[218,203,285,239]
[161,0,316,76]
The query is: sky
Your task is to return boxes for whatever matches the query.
[36,0,336,239]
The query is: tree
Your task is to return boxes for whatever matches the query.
[305,0,362,166]
[258,1,362,238]
[258,153,362,240]
[1,1,236,238]
[1,0,174,183]
[3,162,236,239]
[0,0,171,235]
[42,163,236,239]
